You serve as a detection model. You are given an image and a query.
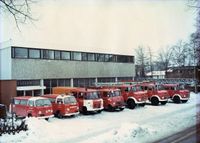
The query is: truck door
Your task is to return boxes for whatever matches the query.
[19,99,28,117]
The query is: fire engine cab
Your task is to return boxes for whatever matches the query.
[41,94,79,118]
[96,88,125,111]
[162,84,190,103]
[140,82,169,106]
[52,87,103,114]
[10,96,54,120]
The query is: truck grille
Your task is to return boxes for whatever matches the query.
[93,102,101,108]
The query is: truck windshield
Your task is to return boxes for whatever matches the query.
[64,96,77,104]
[131,86,137,92]
[85,92,99,100]
[107,90,121,97]
[35,99,51,107]
[114,91,121,97]
[177,85,185,90]
[136,86,143,91]
[156,85,165,90]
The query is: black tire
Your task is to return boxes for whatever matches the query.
[181,100,188,103]
[160,101,167,105]
[108,105,114,112]
[151,97,159,106]
[28,114,32,118]
[127,99,136,109]
[139,103,145,107]
[97,110,102,113]
[82,107,88,115]
[56,111,62,118]
[45,118,49,121]
[119,107,125,111]
[173,96,181,104]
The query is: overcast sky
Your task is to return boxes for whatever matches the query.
[0,0,197,55]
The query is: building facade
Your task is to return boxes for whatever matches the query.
[0,43,135,103]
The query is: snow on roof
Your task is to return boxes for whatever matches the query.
[146,71,165,76]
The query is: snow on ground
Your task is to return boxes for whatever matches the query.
[1,92,200,143]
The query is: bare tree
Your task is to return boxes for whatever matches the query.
[188,0,200,66]
[0,0,37,30]
[135,46,148,77]
[171,40,188,67]
[147,46,153,77]
[186,42,196,66]
[157,46,173,72]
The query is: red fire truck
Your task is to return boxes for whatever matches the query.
[96,88,125,111]
[95,82,148,109]
[10,96,54,120]
[140,82,169,106]
[52,87,103,114]
[41,94,79,118]
[162,84,190,103]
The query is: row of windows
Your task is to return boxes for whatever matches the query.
[17,80,40,86]
[12,47,134,63]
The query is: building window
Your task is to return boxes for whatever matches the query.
[44,79,70,94]
[71,52,82,61]
[88,53,95,61]
[73,78,95,87]
[41,50,54,59]
[116,55,134,63]
[96,54,105,62]
[61,51,70,60]
[97,77,115,83]
[29,49,40,59]
[17,80,40,86]
[118,77,133,82]
[55,51,61,60]
[82,53,87,61]
[14,47,28,58]
[105,54,115,62]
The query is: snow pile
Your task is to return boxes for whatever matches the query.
[81,123,157,143]
[108,123,157,143]
[0,118,50,143]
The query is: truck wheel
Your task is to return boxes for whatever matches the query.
[45,118,49,121]
[28,114,32,118]
[127,99,136,109]
[160,101,167,105]
[82,107,88,115]
[173,96,180,104]
[97,110,102,113]
[181,100,188,103]
[56,111,62,118]
[108,105,114,112]
[139,103,145,107]
[151,97,159,106]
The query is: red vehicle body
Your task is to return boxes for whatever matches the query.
[52,87,103,114]
[11,96,54,119]
[140,83,169,105]
[113,85,148,109]
[96,84,148,109]
[41,94,79,118]
[96,88,125,111]
[162,84,190,103]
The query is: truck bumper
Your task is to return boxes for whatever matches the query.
[64,112,79,116]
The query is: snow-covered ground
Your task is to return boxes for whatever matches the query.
[1,92,200,143]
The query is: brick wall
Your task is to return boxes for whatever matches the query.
[0,80,17,108]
